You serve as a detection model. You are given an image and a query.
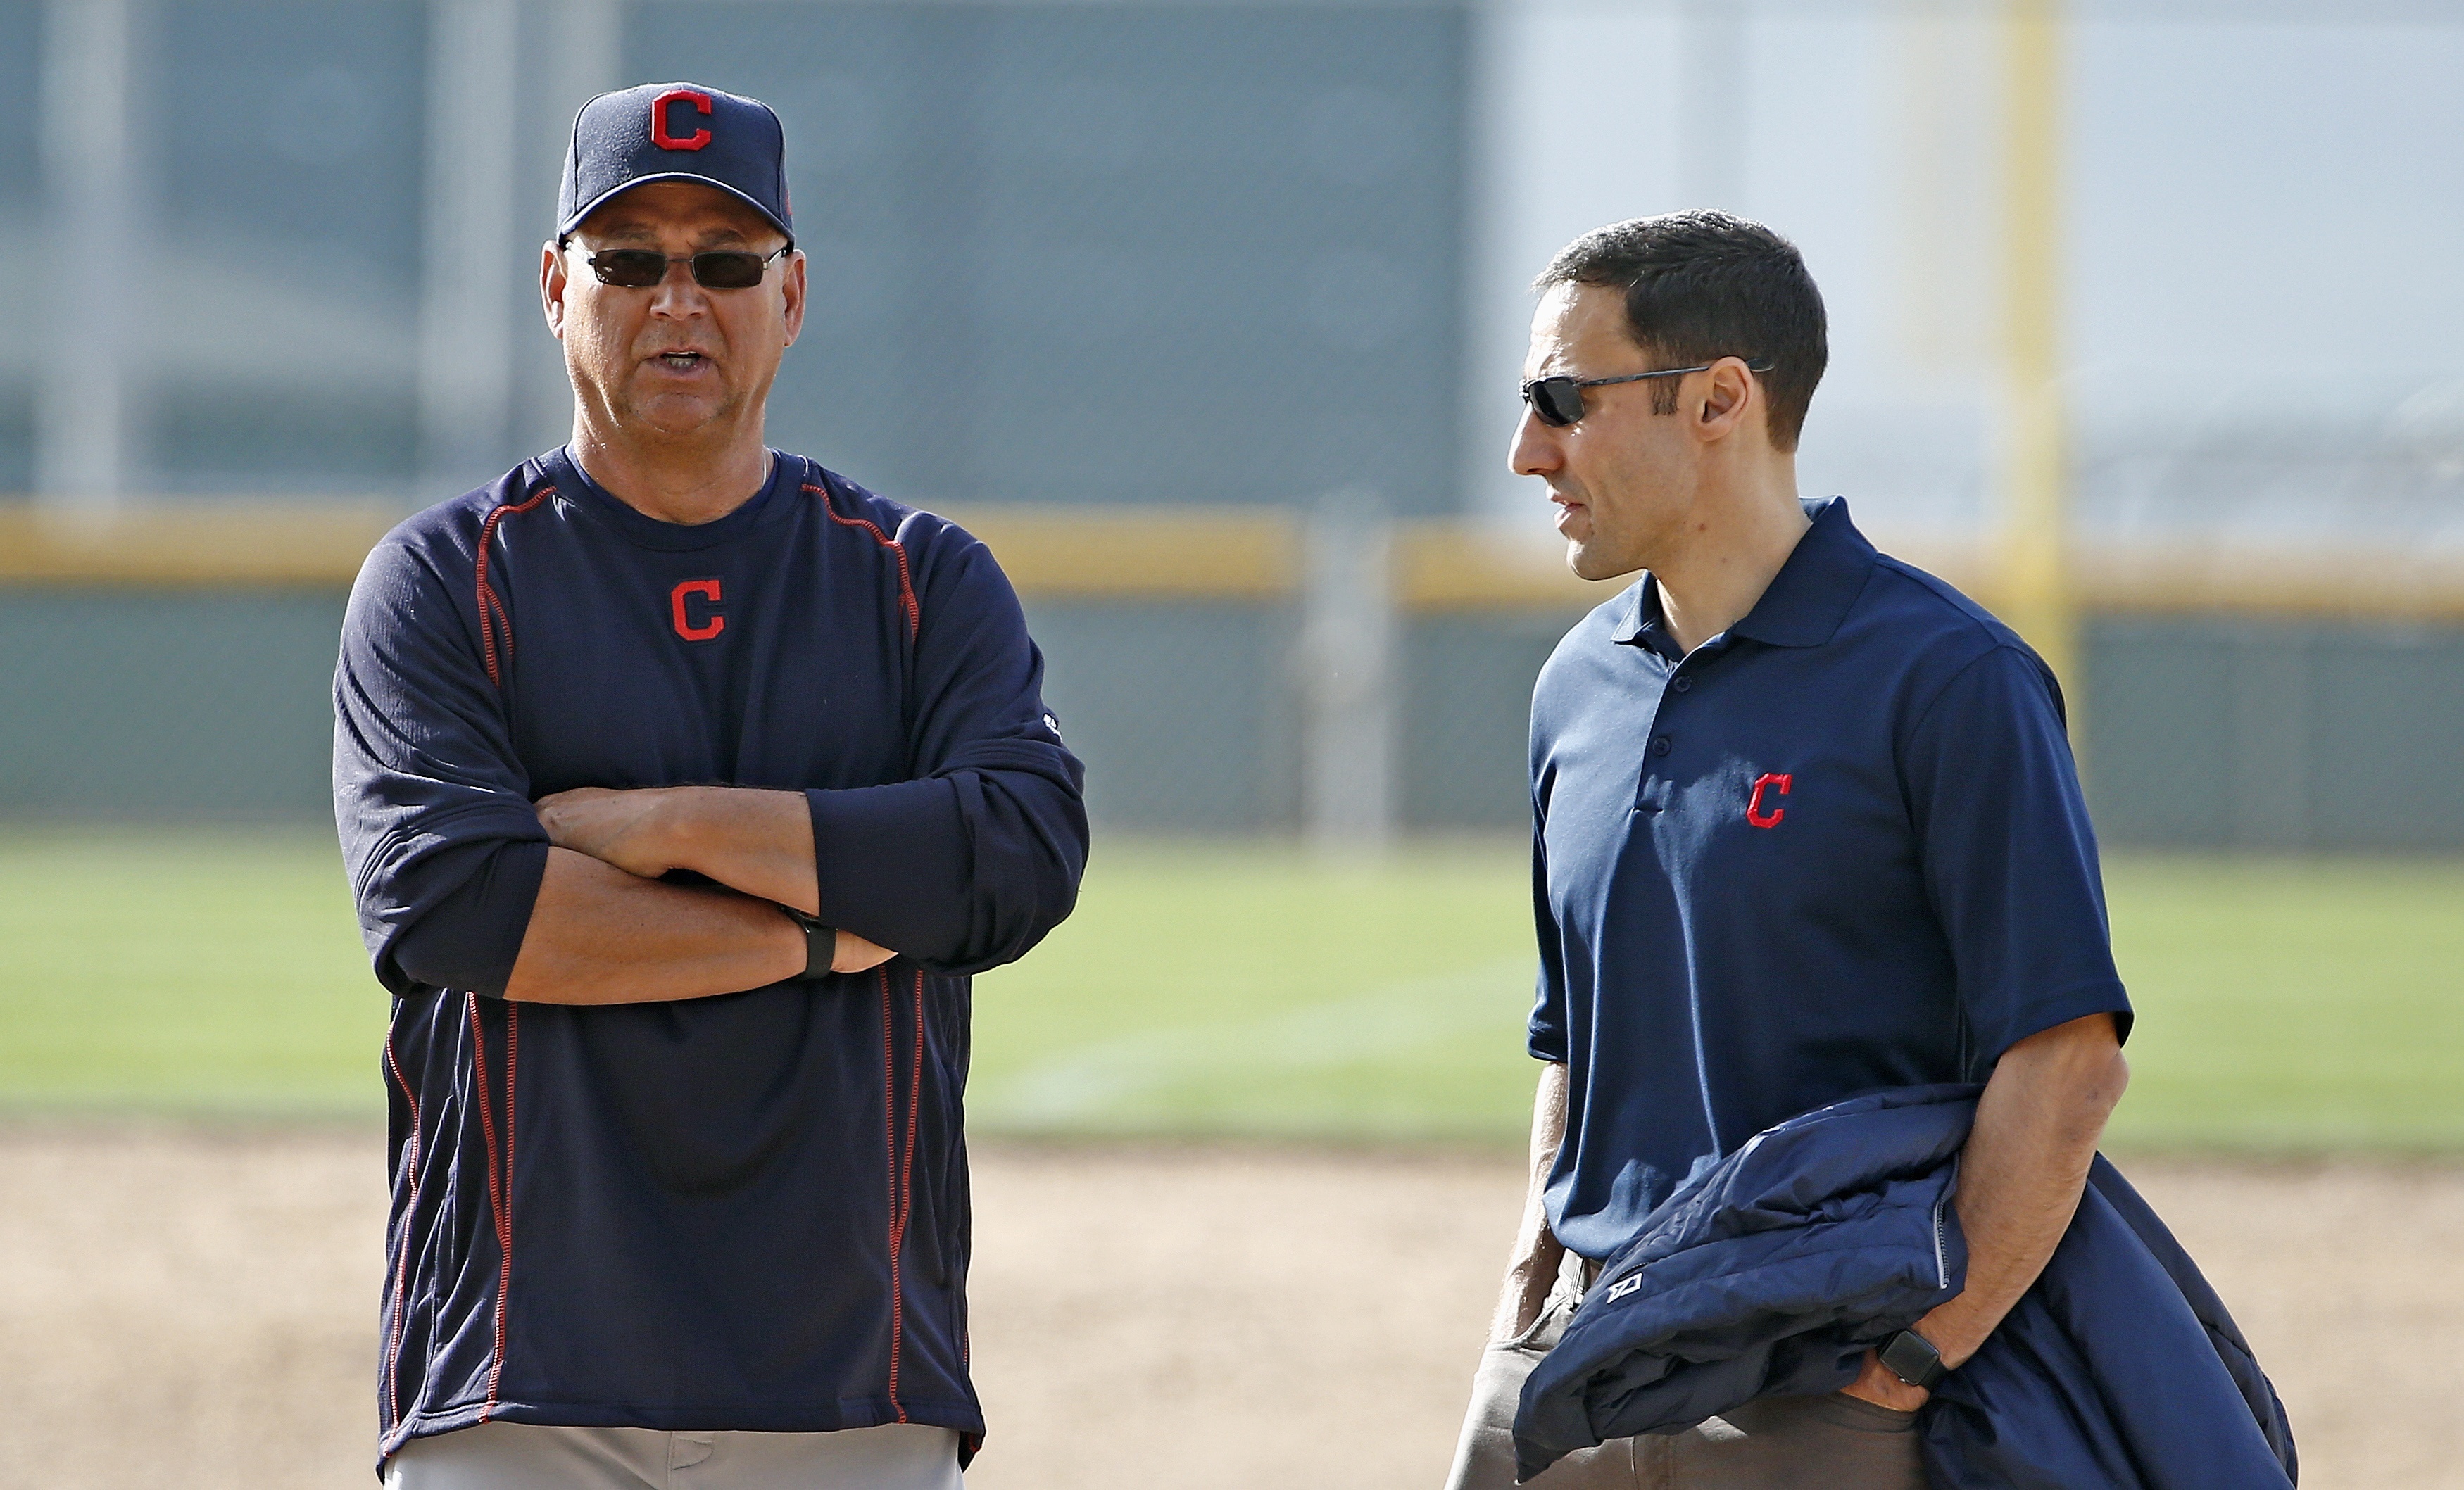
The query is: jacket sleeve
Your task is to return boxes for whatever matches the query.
[332,530,549,999]
[1901,642,2133,1069]
[805,525,1088,976]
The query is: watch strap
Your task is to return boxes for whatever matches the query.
[1878,1328,1948,1391]
[777,904,835,979]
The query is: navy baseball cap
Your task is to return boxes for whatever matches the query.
[557,82,793,244]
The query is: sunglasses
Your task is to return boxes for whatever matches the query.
[1521,359,1774,427]
[579,244,793,290]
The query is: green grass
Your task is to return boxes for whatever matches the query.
[1,831,2456,1150]
[969,842,1540,1140]
[0,830,382,1116]
[2097,855,2464,1152]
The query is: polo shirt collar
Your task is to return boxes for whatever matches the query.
[1730,497,1876,648]
[1612,497,1875,652]
[1611,576,1654,644]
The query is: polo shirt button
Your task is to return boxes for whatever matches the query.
[1650,735,1673,757]
[1672,676,1692,693]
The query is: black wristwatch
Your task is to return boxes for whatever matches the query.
[777,904,836,980]
[1878,1328,1948,1391]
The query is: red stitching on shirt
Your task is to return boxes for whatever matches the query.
[465,993,513,1421]
[900,970,923,1253]
[381,1033,424,1434]
[893,972,926,1419]
[475,484,554,689]
[489,1001,518,1419]
[468,995,503,1242]
[880,968,909,1420]
[805,481,919,643]
[892,970,922,1261]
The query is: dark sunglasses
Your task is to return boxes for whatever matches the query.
[1521,359,1774,427]
[580,244,793,290]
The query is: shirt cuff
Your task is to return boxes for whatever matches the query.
[386,838,551,998]
[806,780,969,954]
[1973,978,2135,1071]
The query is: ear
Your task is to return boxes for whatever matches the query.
[541,241,570,341]
[779,249,808,348]
[1692,355,1759,445]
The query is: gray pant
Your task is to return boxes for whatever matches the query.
[1443,1264,1924,1490]
[382,1420,963,1490]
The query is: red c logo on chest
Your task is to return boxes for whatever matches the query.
[1747,772,1792,828]
[671,579,724,640]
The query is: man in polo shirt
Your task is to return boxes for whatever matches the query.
[1440,211,2133,1489]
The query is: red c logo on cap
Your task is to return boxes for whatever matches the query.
[650,89,713,151]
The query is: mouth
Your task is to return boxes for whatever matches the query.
[647,350,712,374]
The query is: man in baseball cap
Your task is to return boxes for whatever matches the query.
[337,80,1087,1489]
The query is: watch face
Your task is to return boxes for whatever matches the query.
[1880,1330,1944,1387]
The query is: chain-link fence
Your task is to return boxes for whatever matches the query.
[5,499,2458,849]
[1,0,2460,848]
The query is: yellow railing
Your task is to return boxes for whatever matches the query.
[0,504,403,587]
[2,501,2460,621]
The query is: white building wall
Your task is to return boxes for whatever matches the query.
[1464,1,2464,550]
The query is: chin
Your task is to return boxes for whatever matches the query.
[620,393,736,437]
[1566,542,1642,583]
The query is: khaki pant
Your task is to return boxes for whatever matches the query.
[1444,1263,1925,1490]
[382,1420,962,1490]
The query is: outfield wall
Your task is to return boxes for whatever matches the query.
[2,507,2458,850]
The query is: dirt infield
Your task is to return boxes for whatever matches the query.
[0,1130,2454,1489]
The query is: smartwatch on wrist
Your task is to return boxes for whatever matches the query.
[777,904,836,979]
[1878,1328,1948,1391]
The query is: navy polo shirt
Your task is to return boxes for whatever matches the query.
[1528,498,2131,1260]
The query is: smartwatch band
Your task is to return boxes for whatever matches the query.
[1878,1328,1948,1391]
[777,904,836,979]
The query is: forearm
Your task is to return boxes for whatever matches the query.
[1842,1013,2126,1409]
[537,785,818,911]
[1921,1013,2130,1363]
[659,787,820,911]
[1491,1061,1570,1341]
[503,847,805,1004]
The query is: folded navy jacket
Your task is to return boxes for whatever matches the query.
[1514,1085,2298,1488]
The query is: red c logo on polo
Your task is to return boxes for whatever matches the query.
[671,579,724,640]
[1747,772,1792,828]
[650,89,713,151]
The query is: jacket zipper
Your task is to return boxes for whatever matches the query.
[1928,1162,1956,1289]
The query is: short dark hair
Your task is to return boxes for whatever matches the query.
[1535,210,1828,453]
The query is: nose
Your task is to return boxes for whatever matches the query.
[1509,404,1560,479]
[648,259,710,319]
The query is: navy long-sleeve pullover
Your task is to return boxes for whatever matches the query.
[332,448,1087,1461]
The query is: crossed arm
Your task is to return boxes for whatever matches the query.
[504,785,896,1005]
[1488,1013,2129,1406]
